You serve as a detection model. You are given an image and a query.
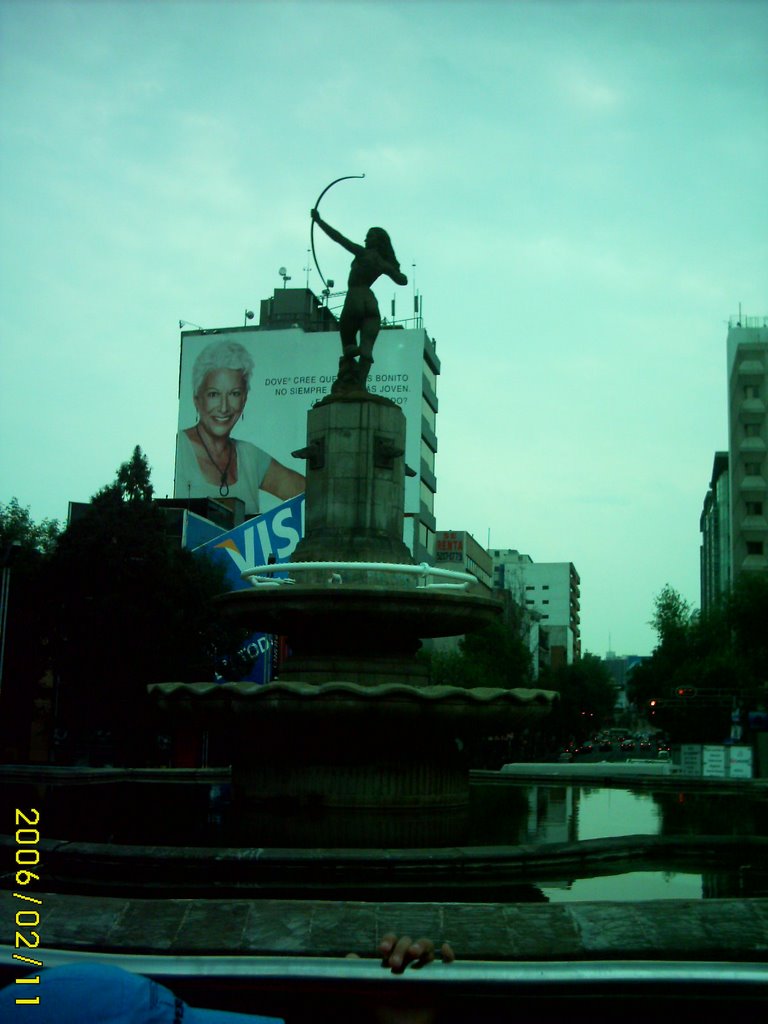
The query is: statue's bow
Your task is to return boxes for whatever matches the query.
[310,173,365,290]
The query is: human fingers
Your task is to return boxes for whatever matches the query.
[382,934,417,972]
[378,932,399,959]
[391,937,437,973]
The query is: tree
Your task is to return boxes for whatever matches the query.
[629,575,768,743]
[650,584,694,648]
[541,653,618,744]
[0,497,59,555]
[425,619,534,690]
[725,572,768,701]
[46,448,247,764]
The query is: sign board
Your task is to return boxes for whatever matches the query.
[702,745,727,778]
[679,744,703,776]
[435,531,465,563]
[175,327,426,516]
[191,493,305,683]
[728,745,753,779]
[182,510,226,550]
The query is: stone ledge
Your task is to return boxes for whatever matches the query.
[1,891,767,961]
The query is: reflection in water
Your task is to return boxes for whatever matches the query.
[541,870,703,902]
[3,777,765,902]
[574,787,660,841]
[520,785,701,903]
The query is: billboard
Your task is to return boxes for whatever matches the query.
[435,530,465,563]
[175,327,426,516]
[192,492,304,683]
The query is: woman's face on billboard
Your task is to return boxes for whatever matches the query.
[195,369,247,438]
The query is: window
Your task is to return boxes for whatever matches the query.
[746,541,764,555]
[744,385,761,399]
[744,423,762,437]
[744,461,762,476]
[745,501,764,516]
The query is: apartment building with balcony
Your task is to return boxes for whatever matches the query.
[727,316,768,578]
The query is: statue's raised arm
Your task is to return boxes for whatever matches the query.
[310,207,408,394]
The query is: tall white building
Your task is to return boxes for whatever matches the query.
[490,549,581,667]
[727,316,768,578]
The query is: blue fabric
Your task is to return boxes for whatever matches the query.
[0,964,283,1023]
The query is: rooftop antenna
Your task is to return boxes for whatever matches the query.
[244,309,254,326]
[179,319,204,331]
[279,267,291,289]
[304,249,312,289]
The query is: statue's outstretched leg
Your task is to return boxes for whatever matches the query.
[359,317,379,363]
[339,313,360,359]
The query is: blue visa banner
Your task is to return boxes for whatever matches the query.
[192,493,304,683]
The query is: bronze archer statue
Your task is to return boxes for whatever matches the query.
[311,208,408,393]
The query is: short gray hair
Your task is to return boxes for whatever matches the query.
[192,340,254,397]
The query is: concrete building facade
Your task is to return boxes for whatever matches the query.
[434,530,493,590]
[490,549,581,667]
[726,316,768,579]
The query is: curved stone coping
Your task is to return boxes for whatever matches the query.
[215,585,503,638]
[3,834,765,896]
[0,765,230,785]
[1,889,767,960]
[148,681,557,706]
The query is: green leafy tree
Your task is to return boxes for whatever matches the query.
[0,497,59,555]
[46,448,247,764]
[425,618,534,690]
[725,572,768,702]
[650,583,694,647]
[629,577,768,742]
[542,653,618,744]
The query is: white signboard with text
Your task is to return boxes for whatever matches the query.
[175,327,425,516]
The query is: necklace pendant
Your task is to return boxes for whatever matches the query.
[219,480,230,497]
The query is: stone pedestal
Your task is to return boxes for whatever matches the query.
[292,395,414,576]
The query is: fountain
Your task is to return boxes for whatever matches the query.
[150,385,556,847]
[1,300,766,1016]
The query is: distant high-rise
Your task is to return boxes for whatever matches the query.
[726,316,768,580]
[489,549,581,666]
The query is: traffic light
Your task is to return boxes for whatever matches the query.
[673,687,697,697]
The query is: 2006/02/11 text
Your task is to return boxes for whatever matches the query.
[12,809,43,1006]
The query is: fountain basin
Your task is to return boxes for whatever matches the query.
[149,680,557,841]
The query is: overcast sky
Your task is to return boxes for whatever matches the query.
[1,0,766,657]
